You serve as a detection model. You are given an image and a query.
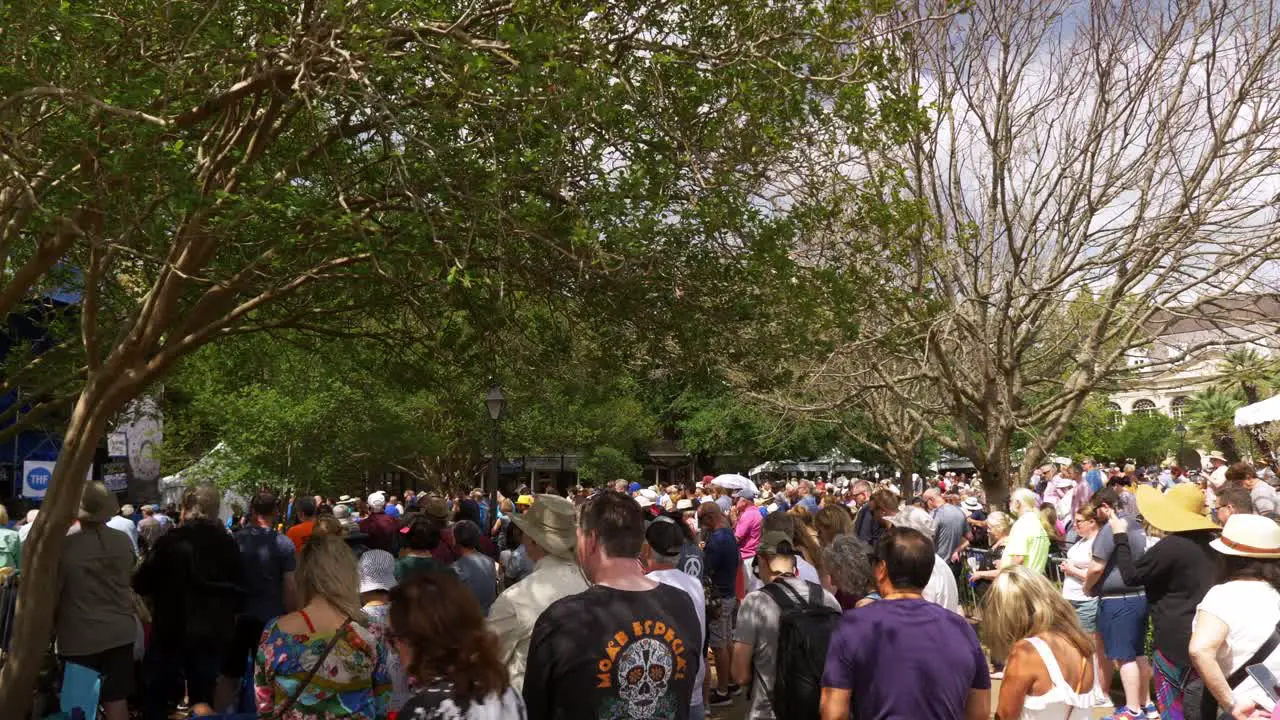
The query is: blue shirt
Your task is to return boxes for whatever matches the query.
[1085,469,1104,494]
[798,495,821,514]
[704,527,739,597]
[384,505,401,519]
[234,526,297,622]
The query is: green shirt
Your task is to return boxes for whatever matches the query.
[0,528,19,570]
[1003,512,1051,575]
[395,554,447,582]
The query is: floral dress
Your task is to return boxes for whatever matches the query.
[362,601,415,711]
[255,610,391,720]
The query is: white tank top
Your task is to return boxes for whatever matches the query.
[1019,636,1096,720]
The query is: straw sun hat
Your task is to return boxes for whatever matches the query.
[1134,484,1217,534]
[1211,514,1280,559]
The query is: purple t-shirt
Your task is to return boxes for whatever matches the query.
[822,598,990,720]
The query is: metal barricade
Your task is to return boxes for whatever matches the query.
[0,570,18,659]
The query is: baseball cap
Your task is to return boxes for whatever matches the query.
[733,486,757,501]
[628,482,642,494]
[757,530,796,555]
[645,516,686,557]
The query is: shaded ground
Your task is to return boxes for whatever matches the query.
[704,667,1122,719]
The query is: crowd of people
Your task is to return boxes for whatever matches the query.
[3,452,1280,720]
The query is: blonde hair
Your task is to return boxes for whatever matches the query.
[0,505,8,526]
[981,565,1094,662]
[987,510,1013,539]
[1010,488,1039,517]
[312,515,344,537]
[814,506,854,545]
[788,505,813,525]
[297,535,366,625]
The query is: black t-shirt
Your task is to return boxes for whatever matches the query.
[523,583,702,720]
[1113,530,1216,667]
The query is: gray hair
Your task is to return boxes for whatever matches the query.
[826,534,875,598]
[182,484,221,521]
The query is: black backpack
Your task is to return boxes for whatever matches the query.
[760,579,841,720]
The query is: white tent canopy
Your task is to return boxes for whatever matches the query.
[1236,395,1280,428]
[157,442,247,523]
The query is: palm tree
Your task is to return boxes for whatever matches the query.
[1185,390,1244,461]
[1213,349,1278,404]
[1213,349,1278,466]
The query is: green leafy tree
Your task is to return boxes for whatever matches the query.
[1185,390,1245,462]
[577,446,642,486]
[1053,396,1118,463]
[1213,349,1278,466]
[1106,412,1177,467]
[0,0,923,711]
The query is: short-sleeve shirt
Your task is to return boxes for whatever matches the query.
[703,528,739,598]
[1091,513,1146,595]
[522,584,702,720]
[1195,581,1280,709]
[235,526,297,623]
[822,598,990,720]
[396,554,448,582]
[285,520,315,552]
[57,524,138,656]
[734,576,840,720]
[1004,512,1051,575]
[453,551,498,614]
[932,503,970,559]
[734,506,763,560]
[676,542,705,580]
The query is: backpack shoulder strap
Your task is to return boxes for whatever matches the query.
[761,579,804,610]
[805,581,824,608]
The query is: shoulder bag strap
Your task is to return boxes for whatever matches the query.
[271,618,352,720]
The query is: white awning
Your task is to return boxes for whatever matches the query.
[1235,395,1280,427]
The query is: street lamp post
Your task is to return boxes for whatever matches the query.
[485,383,507,528]
[1175,422,1187,467]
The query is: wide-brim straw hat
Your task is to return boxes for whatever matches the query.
[1135,484,1217,533]
[79,481,119,523]
[1211,513,1280,559]
[510,493,577,560]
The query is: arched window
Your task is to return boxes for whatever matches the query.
[1107,402,1123,428]
[1170,396,1189,420]
[1132,399,1157,417]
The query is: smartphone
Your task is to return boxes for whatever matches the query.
[1247,663,1279,711]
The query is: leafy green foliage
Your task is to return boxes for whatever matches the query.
[1053,396,1177,466]
[1107,412,1178,466]
[1185,390,1246,461]
[577,446,642,486]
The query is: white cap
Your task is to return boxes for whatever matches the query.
[367,491,387,511]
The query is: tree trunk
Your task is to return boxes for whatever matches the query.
[1247,427,1277,470]
[978,442,1015,513]
[886,443,917,501]
[0,390,111,720]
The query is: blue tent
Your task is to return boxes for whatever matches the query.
[1,290,79,500]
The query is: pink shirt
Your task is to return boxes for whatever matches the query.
[734,505,762,560]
